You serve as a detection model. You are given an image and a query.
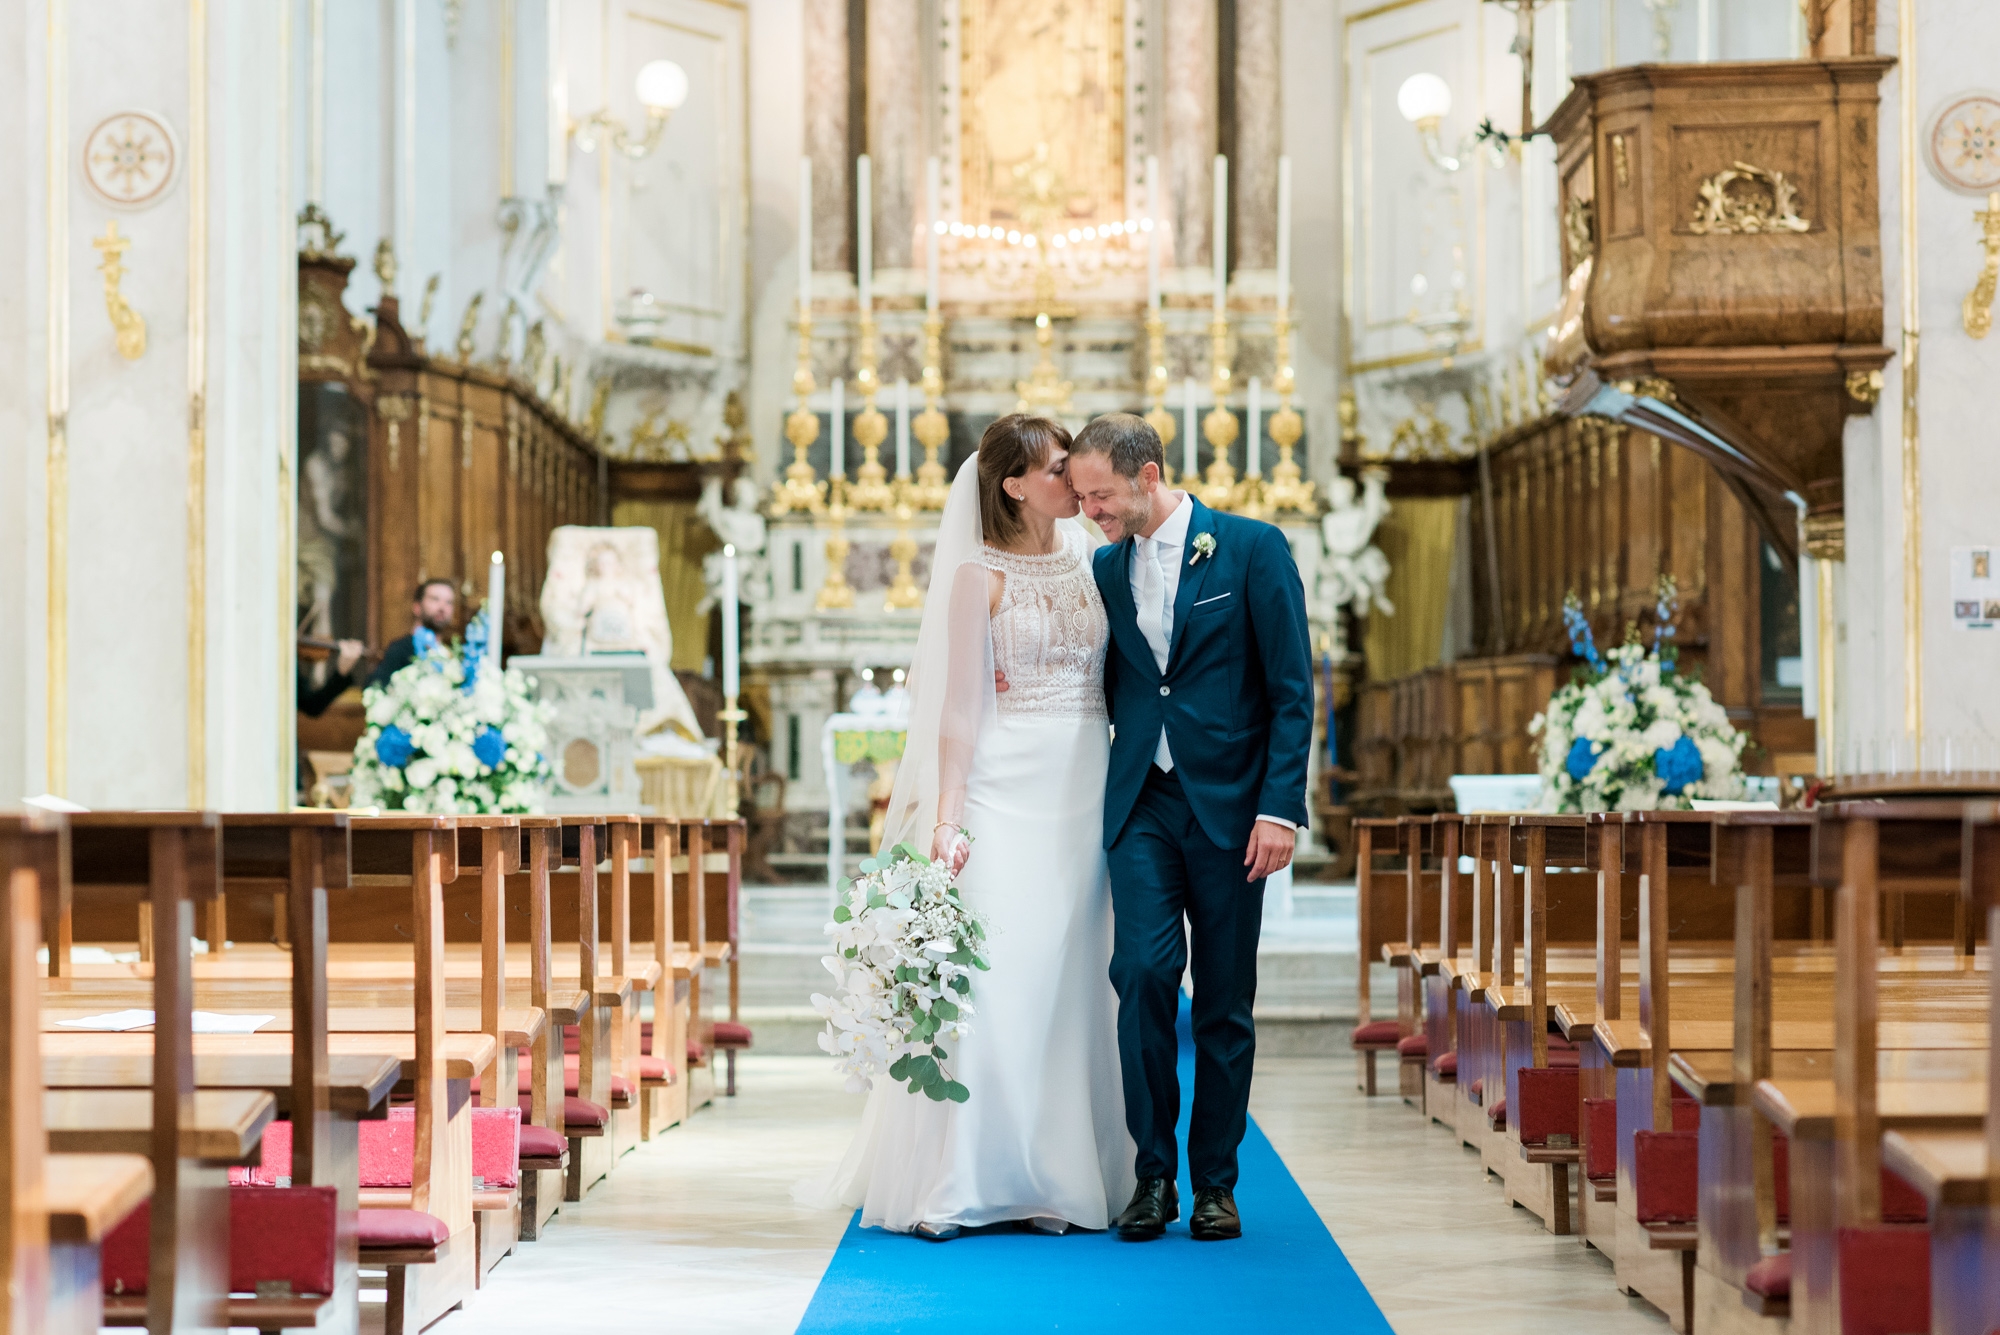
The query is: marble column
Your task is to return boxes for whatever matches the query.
[866,0,921,270]
[1163,0,1218,268]
[1233,0,1281,269]
[804,0,851,273]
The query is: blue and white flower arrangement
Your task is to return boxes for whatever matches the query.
[349,618,555,815]
[1528,579,1750,813]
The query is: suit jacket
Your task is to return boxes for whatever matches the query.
[1092,497,1314,850]
[365,634,419,691]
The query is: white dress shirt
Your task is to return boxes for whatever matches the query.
[1128,493,1294,834]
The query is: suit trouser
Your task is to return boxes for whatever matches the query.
[1107,765,1265,1190]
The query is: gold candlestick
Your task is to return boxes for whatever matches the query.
[913,313,951,508]
[847,312,894,511]
[815,477,855,609]
[719,701,746,815]
[770,305,826,515]
[1262,309,1317,513]
[883,500,924,611]
[1197,315,1239,510]
[1142,309,1178,485]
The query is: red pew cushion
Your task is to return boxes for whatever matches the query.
[1516,1065,1580,1147]
[1584,1098,1618,1181]
[1431,1051,1457,1078]
[637,1054,673,1082]
[1633,1129,1699,1223]
[1744,1253,1791,1300]
[518,1123,568,1161]
[103,1188,340,1297]
[1350,1020,1400,1047]
[1488,1097,1507,1129]
[712,1020,753,1049]
[1836,1226,1929,1335]
[470,1107,521,1189]
[359,1209,450,1251]
[520,1094,610,1132]
[1396,1034,1428,1058]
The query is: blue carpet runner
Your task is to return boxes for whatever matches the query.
[796,1001,1393,1333]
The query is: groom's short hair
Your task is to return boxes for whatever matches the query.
[1071,413,1164,479]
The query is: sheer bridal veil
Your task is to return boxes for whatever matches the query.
[878,454,995,860]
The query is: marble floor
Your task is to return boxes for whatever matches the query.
[427,1053,1669,1334]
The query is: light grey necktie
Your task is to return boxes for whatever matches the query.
[1136,537,1175,771]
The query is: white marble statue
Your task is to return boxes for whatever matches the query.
[1314,469,1394,626]
[697,475,774,613]
[540,525,705,743]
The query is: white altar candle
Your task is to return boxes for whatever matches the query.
[798,155,813,314]
[1182,377,1199,479]
[1212,154,1228,320]
[830,378,845,477]
[926,156,941,312]
[857,154,872,314]
[488,550,505,666]
[1247,377,1263,479]
[895,377,911,477]
[721,544,740,698]
[1146,154,1162,315]
[1276,155,1292,314]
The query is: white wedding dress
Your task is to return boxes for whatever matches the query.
[806,522,1135,1232]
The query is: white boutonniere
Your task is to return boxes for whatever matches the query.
[1189,532,1218,567]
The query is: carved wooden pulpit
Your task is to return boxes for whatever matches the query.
[1545,57,1896,552]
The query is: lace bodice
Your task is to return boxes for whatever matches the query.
[979,527,1108,718]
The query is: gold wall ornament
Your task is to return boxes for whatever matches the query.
[296,202,343,259]
[1963,191,2000,338]
[455,291,483,364]
[1802,511,1846,562]
[1611,133,1632,189]
[496,296,521,368]
[1688,161,1811,236]
[418,273,441,338]
[770,306,826,516]
[1845,368,1885,403]
[90,221,146,359]
[373,236,397,287]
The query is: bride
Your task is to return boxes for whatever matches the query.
[803,414,1134,1239]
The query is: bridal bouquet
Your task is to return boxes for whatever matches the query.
[811,840,989,1103]
[1529,580,1750,813]
[349,621,555,815]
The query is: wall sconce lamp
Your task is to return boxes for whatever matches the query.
[1398,73,1477,172]
[571,59,689,159]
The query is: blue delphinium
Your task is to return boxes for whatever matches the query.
[473,726,507,769]
[1654,735,1704,794]
[412,626,439,656]
[461,617,487,693]
[1651,574,1680,673]
[375,724,415,768]
[1562,594,1606,676]
[1566,737,1599,782]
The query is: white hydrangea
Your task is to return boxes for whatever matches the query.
[348,639,556,814]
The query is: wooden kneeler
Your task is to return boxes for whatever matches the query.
[1350,818,1407,1095]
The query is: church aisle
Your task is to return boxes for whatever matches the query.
[1252,1059,1670,1334]
[425,1058,855,1335]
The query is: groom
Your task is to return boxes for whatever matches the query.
[1068,413,1313,1242]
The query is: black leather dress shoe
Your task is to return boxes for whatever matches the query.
[1188,1187,1241,1241]
[1114,1178,1179,1241]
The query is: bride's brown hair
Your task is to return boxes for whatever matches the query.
[977,414,1072,546]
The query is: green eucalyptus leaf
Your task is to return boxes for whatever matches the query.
[950,975,971,995]
[947,947,973,966]
[943,1081,970,1103]
[923,1082,948,1101]
[972,956,990,971]
[931,1045,949,1063]
[831,905,852,923]
[932,998,959,1021]
[844,946,859,959]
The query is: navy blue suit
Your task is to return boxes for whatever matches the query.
[1092,498,1313,1190]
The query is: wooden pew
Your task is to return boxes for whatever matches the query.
[1878,801,2000,1335]
[697,818,752,1096]
[1350,817,1409,1095]
[3,810,155,1335]
[1754,801,1989,1335]
[1417,814,1470,1123]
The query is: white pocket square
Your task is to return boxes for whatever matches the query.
[1192,592,1232,607]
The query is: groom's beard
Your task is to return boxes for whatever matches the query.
[1099,491,1153,542]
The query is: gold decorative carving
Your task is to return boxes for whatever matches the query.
[373,236,397,288]
[1195,316,1239,510]
[1845,369,1884,403]
[770,305,825,516]
[297,202,343,260]
[1963,191,2000,338]
[378,395,410,472]
[1802,511,1846,562]
[959,0,1125,229]
[1688,161,1811,236]
[1611,134,1631,188]
[1615,376,1678,404]
[883,503,924,612]
[456,292,484,364]
[90,221,146,359]
[1261,310,1316,514]
[912,314,951,509]
[1564,196,1596,267]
